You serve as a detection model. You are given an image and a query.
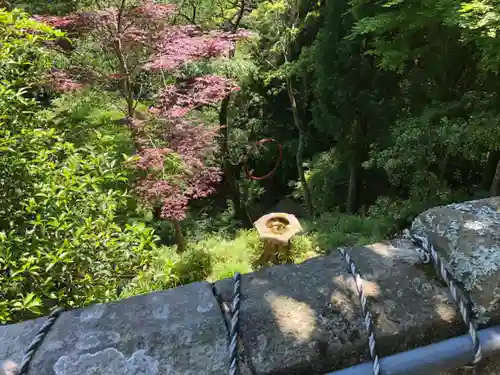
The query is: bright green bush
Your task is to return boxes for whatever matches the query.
[307,212,393,251]
[120,246,180,298]
[46,89,135,156]
[124,228,321,293]
[0,10,159,323]
[291,149,348,214]
[0,124,160,323]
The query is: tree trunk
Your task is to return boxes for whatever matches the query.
[481,150,500,190]
[286,77,313,217]
[345,120,363,214]
[218,97,248,223]
[438,151,449,184]
[346,159,359,214]
[216,0,249,224]
[296,131,313,217]
[114,48,134,117]
[489,159,500,197]
[173,220,186,253]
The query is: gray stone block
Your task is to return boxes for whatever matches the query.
[214,241,464,374]
[412,197,500,322]
[0,282,228,375]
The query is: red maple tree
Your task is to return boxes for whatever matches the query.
[35,0,249,250]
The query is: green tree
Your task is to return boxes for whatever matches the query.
[249,0,315,216]
[310,0,400,213]
[350,0,500,201]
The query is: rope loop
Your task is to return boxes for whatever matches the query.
[243,138,283,181]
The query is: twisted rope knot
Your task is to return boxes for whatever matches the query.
[338,230,482,375]
[408,232,432,264]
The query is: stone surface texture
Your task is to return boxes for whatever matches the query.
[2,198,500,375]
[441,357,500,375]
[1,282,228,375]
[215,241,462,374]
[411,197,500,322]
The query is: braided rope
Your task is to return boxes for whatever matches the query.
[19,307,64,375]
[410,232,482,365]
[229,272,241,375]
[338,248,380,375]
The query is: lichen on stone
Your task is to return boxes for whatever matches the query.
[196,302,214,313]
[54,348,159,375]
[450,246,500,291]
[447,202,500,295]
[79,304,106,322]
[438,219,461,250]
[75,331,121,351]
[152,306,170,319]
[412,199,500,320]
[448,200,500,220]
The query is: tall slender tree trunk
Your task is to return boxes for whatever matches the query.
[345,120,364,214]
[490,159,500,197]
[219,97,247,223]
[216,0,250,224]
[113,32,144,150]
[286,77,313,217]
[172,220,186,253]
[438,150,449,184]
[346,160,359,214]
[481,150,500,190]
[296,131,313,217]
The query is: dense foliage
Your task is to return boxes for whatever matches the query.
[1,0,500,322]
[0,8,158,323]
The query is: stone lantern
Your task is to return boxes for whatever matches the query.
[254,212,303,265]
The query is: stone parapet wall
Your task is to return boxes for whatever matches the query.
[2,198,500,375]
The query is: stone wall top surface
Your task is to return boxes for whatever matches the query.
[412,197,500,322]
[215,241,463,374]
[1,282,228,375]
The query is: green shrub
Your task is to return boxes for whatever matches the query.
[46,90,135,156]
[367,177,471,232]
[289,235,319,263]
[0,129,159,322]
[176,248,213,284]
[126,228,322,291]
[0,10,158,323]
[307,212,393,252]
[120,246,180,298]
[190,230,260,281]
[291,149,348,214]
